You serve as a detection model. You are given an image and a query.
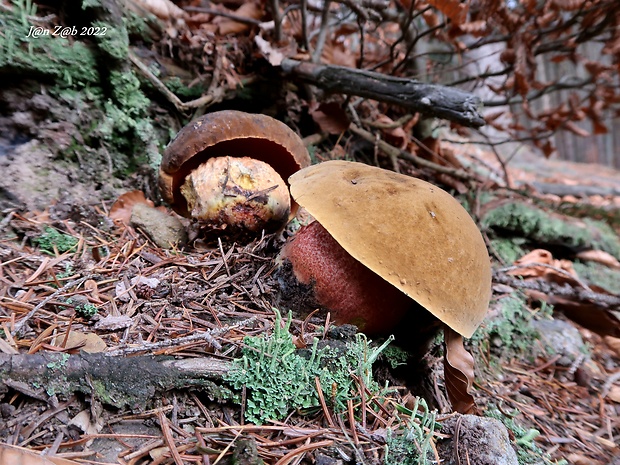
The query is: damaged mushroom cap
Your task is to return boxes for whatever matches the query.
[159,110,311,217]
[288,160,492,338]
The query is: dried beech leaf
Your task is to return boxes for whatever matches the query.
[255,35,284,66]
[0,443,80,465]
[216,2,263,36]
[576,250,620,269]
[321,41,356,67]
[375,115,409,149]
[109,190,154,224]
[509,249,578,284]
[549,298,620,338]
[131,0,186,19]
[604,336,620,358]
[552,0,586,10]
[428,0,468,25]
[444,326,475,414]
[310,102,350,134]
[63,331,107,353]
[459,20,487,36]
[607,386,620,403]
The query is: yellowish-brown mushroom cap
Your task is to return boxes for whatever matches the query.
[288,160,492,338]
[159,110,310,217]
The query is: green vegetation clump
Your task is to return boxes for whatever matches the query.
[485,405,567,465]
[489,237,527,264]
[33,227,78,255]
[75,301,98,318]
[225,310,391,424]
[482,202,620,258]
[1,0,163,175]
[470,294,549,361]
[0,0,99,86]
[573,260,620,294]
[385,397,437,465]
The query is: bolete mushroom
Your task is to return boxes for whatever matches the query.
[159,110,310,233]
[277,160,492,338]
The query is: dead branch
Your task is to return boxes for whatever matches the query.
[0,352,233,408]
[280,59,485,128]
[493,272,620,310]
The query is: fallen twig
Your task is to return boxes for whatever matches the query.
[280,59,485,127]
[493,272,620,310]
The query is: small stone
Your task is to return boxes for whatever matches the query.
[438,415,518,465]
[130,203,187,249]
[530,318,587,366]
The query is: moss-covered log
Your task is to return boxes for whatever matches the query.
[0,352,233,409]
[481,199,620,259]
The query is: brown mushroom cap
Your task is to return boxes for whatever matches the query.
[288,160,492,338]
[159,110,310,217]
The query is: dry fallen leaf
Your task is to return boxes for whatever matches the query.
[443,326,476,414]
[130,0,186,19]
[566,453,606,465]
[0,443,80,465]
[607,385,620,403]
[604,336,620,358]
[109,190,154,224]
[216,2,263,36]
[508,249,578,283]
[576,249,620,269]
[63,331,107,353]
[374,115,409,150]
[310,102,350,135]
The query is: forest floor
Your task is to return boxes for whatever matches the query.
[1,1,620,465]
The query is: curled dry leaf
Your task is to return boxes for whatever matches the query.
[131,0,186,19]
[216,2,263,36]
[255,35,285,66]
[62,331,107,353]
[321,40,356,68]
[607,386,620,403]
[508,249,578,284]
[576,249,620,269]
[604,336,620,358]
[374,115,409,150]
[443,326,476,414]
[428,0,468,25]
[0,443,80,465]
[109,190,154,224]
[310,102,350,135]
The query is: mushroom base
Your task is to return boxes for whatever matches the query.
[275,221,413,335]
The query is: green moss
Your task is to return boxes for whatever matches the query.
[1,1,165,177]
[165,76,206,99]
[225,310,391,424]
[382,345,410,369]
[0,1,100,86]
[485,405,567,465]
[385,397,437,465]
[33,227,79,255]
[76,302,98,318]
[573,260,620,294]
[91,20,128,60]
[489,237,527,264]
[481,202,620,258]
[46,353,70,370]
[470,294,548,361]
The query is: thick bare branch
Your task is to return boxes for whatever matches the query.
[280,59,485,127]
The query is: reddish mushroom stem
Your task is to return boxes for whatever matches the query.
[277,221,412,335]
